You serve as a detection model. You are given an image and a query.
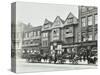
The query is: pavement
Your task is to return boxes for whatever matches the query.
[16,58,97,73]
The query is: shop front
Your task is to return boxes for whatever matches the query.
[50,41,63,55]
[77,41,97,64]
[22,46,40,58]
[41,47,50,55]
[62,44,80,61]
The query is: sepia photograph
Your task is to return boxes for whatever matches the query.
[11,2,98,73]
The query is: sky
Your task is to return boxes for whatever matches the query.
[16,2,78,27]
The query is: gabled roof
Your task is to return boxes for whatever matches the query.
[64,12,78,26]
[51,16,64,29]
[53,16,65,24]
[44,18,52,25]
[42,18,53,31]
[65,12,77,21]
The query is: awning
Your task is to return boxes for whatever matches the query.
[62,44,79,48]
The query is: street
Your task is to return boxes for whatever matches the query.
[16,59,97,73]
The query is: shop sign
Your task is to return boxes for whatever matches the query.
[82,42,97,46]
[62,44,79,48]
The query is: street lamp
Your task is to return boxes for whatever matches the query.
[53,42,57,64]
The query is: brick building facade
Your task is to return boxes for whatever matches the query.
[22,26,42,58]
[77,6,98,62]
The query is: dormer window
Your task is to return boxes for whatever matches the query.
[67,18,73,23]
[44,24,50,29]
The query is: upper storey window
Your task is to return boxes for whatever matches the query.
[81,17,86,27]
[25,32,29,38]
[88,7,94,11]
[95,32,97,40]
[44,24,50,29]
[88,16,92,26]
[55,20,60,25]
[42,32,48,38]
[37,31,40,36]
[29,32,33,38]
[81,6,87,12]
[67,18,73,24]
[33,32,36,37]
[53,29,59,37]
[95,14,97,25]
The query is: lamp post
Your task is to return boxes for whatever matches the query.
[53,42,57,64]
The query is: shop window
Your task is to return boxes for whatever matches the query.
[82,33,87,42]
[50,46,53,50]
[67,48,71,53]
[88,32,92,41]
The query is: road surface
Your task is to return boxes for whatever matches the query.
[16,59,97,73]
